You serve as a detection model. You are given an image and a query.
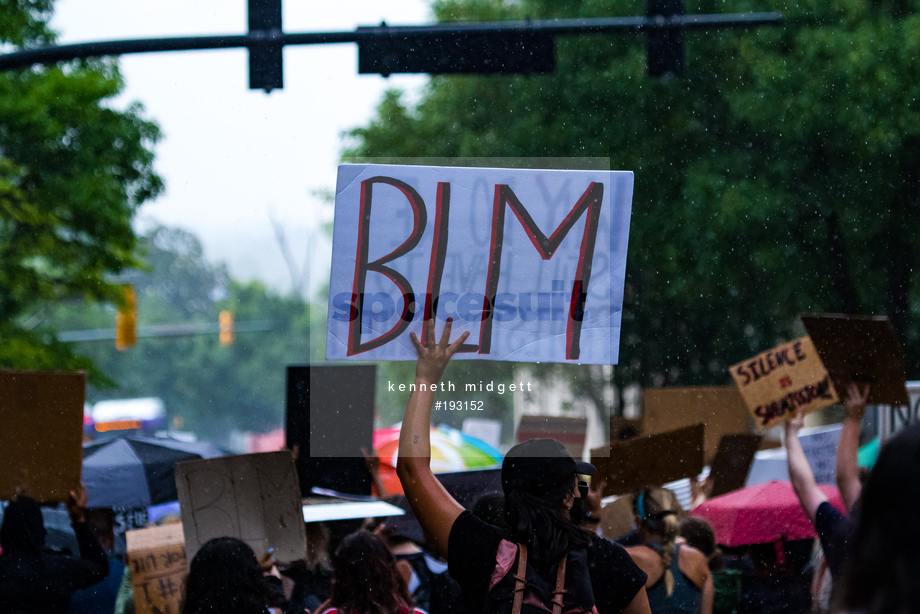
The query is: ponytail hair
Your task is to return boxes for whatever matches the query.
[635,487,682,597]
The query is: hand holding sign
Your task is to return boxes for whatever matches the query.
[410,318,470,385]
[844,382,870,421]
[67,483,88,523]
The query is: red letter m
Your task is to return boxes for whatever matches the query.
[480,182,604,360]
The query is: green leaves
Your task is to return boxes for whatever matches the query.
[346,0,920,386]
[0,5,161,373]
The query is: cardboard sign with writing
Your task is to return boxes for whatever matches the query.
[175,451,306,562]
[708,434,763,498]
[517,414,588,460]
[801,314,909,406]
[641,387,751,465]
[126,523,187,614]
[730,337,839,430]
[326,164,635,364]
[0,370,85,502]
[591,424,705,497]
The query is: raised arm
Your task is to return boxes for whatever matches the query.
[836,382,870,513]
[784,408,826,524]
[396,319,469,559]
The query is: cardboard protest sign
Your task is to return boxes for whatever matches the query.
[801,314,909,406]
[730,337,839,430]
[326,164,634,364]
[0,370,84,502]
[592,424,705,496]
[641,387,751,465]
[610,417,642,442]
[126,523,187,614]
[517,414,588,460]
[708,434,763,498]
[175,451,306,562]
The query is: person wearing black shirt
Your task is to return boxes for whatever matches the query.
[0,485,109,614]
[395,319,651,614]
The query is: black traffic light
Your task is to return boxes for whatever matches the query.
[646,0,684,78]
[358,26,555,76]
[248,0,283,91]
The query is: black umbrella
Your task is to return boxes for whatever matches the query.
[82,435,227,509]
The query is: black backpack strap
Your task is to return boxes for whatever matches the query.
[512,543,528,614]
[552,554,568,614]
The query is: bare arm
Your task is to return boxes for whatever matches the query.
[362,447,387,498]
[620,586,652,614]
[784,408,826,524]
[700,565,714,614]
[396,319,469,560]
[836,382,869,513]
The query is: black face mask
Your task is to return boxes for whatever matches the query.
[570,496,590,526]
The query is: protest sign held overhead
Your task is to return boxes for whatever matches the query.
[801,314,909,406]
[0,370,84,502]
[326,164,634,364]
[125,522,187,614]
[592,424,705,497]
[730,337,839,430]
[641,387,751,465]
[174,451,306,562]
[707,434,763,498]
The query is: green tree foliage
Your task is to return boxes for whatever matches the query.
[0,0,161,373]
[45,226,315,443]
[346,0,920,390]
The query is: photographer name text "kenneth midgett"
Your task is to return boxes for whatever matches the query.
[387,380,533,394]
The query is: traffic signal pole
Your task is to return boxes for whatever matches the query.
[0,11,782,89]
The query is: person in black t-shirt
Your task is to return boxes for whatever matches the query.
[784,382,869,583]
[396,319,651,614]
[0,485,109,614]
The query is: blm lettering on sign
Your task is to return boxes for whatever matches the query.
[326,164,634,364]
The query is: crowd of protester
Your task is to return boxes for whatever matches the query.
[1,322,917,614]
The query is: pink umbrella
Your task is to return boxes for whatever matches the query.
[690,480,846,547]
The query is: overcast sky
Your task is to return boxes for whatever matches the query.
[51,0,430,298]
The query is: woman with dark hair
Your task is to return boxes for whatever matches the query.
[679,517,740,614]
[396,320,650,614]
[626,488,713,614]
[181,537,279,614]
[834,421,920,614]
[314,530,421,614]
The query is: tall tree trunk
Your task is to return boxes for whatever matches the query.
[825,209,862,314]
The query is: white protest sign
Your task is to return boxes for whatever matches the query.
[174,451,306,562]
[326,164,634,364]
[745,424,843,486]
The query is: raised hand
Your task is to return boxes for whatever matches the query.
[586,477,607,517]
[844,382,870,420]
[785,407,806,439]
[409,318,469,385]
[67,483,88,523]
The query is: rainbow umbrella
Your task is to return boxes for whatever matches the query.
[374,423,503,474]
